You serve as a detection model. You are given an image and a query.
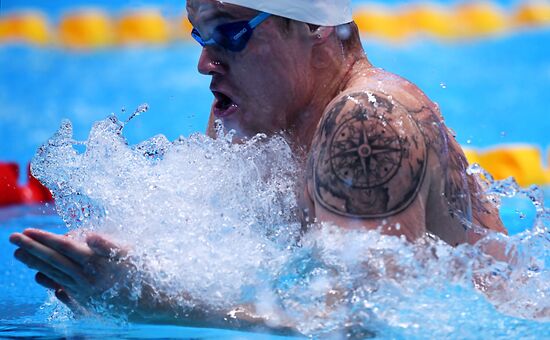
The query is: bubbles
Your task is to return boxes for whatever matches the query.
[31,113,550,337]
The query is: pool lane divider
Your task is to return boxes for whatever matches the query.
[0,144,549,207]
[463,145,550,188]
[1,1,550,48]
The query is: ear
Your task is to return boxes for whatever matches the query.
[308,26,336,69]
[310,26,334,45]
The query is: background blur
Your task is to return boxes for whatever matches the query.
[1,0,549,187]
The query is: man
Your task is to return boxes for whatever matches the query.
[10,0,506,333]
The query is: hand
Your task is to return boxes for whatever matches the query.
[9,229,301,332]
[9,228,134,315]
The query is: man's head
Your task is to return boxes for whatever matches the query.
[186,0,363,140]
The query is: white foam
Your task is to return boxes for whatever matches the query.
[31,113,550,337]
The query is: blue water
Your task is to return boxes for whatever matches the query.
[0,208,296,339]
[1,191,549,338]
[1,33,549,168]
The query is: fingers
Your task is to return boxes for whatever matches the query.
[34,272,84,315]
[10,233,88,283]
[55,289,85,316]
[55,288,72,306]
[86,233,126,259]
[35,272,61,290]
[14,248,77,288]
[22,228,95,266]
[53,286,86,316]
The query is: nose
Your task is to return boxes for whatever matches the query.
[197,47,227,76]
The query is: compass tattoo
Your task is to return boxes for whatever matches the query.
[313,92,428,218]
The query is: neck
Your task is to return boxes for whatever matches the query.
[288,52,371,157]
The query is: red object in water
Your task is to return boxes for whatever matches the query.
[0,162,23,206]
[21,163,54,204]
[0,162,54,207]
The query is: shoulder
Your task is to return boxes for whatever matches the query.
[310,89,430,219]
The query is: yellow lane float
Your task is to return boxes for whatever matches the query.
[2,2,550,47]
[59,10,113,49]
[514,1,550,27]
[116,9,169,45]
[0,11,49,45]
[353,5,413,41]
[352,1,522,41]
[178,17,194,39]
[453,2,509,37]
[464,145,549,187]
[401,4,459,39]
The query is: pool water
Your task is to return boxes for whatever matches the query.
[1,30,549,166]
[1,190,549,338]
[0,206,298,339]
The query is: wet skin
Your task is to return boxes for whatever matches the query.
[10,0,506,331]
[188,0,317,140]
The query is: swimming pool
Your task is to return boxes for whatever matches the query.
[1,0,550,338]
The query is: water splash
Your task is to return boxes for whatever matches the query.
[124,103,149,125]
[31,113,550,337]
[32,113,301,311]
[467,163,550,232]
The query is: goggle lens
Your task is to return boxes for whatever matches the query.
[190,12,270,52]
[213,22,253,52]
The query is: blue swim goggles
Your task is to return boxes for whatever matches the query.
[191,12,271,52]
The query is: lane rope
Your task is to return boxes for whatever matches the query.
[463,145,550,188]
[1,2,550,48]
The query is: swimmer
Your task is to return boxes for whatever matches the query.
[10,0,507,333]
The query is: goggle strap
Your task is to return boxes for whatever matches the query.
[249,12,271,29]
[203,37,216,45]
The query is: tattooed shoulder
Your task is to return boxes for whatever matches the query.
[313,91,428,219]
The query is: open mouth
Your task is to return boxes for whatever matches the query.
[212,91,238,118]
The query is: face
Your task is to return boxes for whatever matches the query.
[187,0,314,139]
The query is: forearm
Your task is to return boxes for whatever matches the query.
[128,285,300,336]
[130,305,300,336]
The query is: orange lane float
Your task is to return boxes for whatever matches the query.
[116,9,170,45]
[514,1,550,27]
[2,2,550,47]
[453,2,508,38]
[401,4,459,40]
[353,5,412,41]
[59,10,114,49]
[0,11,49,45]
[463,145,549,187]
[0,162,53,207]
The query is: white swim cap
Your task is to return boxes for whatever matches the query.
[222,0,353,26]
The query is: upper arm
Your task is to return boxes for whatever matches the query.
[310,91,430,238]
